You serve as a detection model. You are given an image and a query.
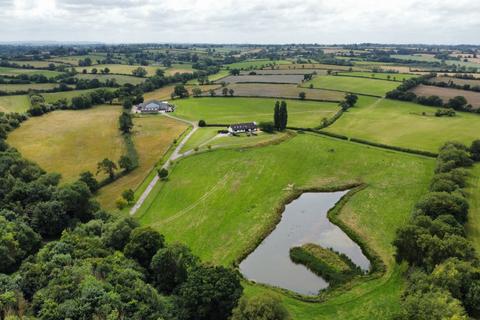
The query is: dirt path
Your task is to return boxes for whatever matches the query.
[129,114,197,215]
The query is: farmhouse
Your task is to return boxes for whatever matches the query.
[137,100,174,113]
[228,122,258,134]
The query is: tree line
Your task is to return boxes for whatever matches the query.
[393,140,480,319]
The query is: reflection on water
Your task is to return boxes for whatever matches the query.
[239,191,370,295]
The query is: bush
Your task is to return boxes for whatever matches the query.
[231,294,290,320]
[415,192,469,223]
[157,168,168,180]
[115,197,128,210]
[258,121,275,133]
[198,119,206,127]
[470,140,480,161]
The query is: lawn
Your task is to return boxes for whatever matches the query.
[74,73,146,85]
[325,97,480,152]
[0,67,62,77]
[0,83,60,92]
[7,105,125,182]
[336,72,418,82]
[466,164,480,252]
[172,97,340,128]
[303,75,399,97]
[0,95,31,113]
[75,64,161,76]
[136,133,434,319]
[180,127,220,153]
[96,115,188,210]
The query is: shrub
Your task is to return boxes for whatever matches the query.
[115,197,128,210]
[414,192,469,223]
[198,119,206,127]
[157,168,168,180]
[258,121,275,133]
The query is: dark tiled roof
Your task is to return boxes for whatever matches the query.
[229,122,257,131]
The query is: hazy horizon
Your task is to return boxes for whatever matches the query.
[0,0,479,45]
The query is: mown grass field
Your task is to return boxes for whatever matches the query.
[411,84,480,108]
[180,127,220,152]
[304,75,399,97]
[326,97,480,152]
[0,67,62,77]
[136,133,434,319]
[96,115,188,209]
[7,105,125,182]
[0,95,31,113]
[336,72,418,82]
[0,83,60,92]
[172,97,340,128]
[215,83,344,101]
[75,64,161,76]
[75,73,146,85]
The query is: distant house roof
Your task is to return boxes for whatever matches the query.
[137,100,173,112]
[229,122,257,131]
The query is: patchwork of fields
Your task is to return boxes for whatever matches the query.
[219,74,305,84]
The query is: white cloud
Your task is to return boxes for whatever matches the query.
[0,0,479,44]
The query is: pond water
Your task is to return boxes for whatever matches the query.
[239,191,370,295]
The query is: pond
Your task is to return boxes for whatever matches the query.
[239,191,370,295]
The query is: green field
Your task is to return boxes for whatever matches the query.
[50,54,108,66]
[0,95,31,113]
[172,97,340,128]
[180,127,220,152]
[0,83,60,92]
[7,105,125,182]
[8,60,66,68]
[187,69,229,85]
[42,88,114,103]
[326,97,480,152]
[74,73,146,85]
[75,64,162,76]
[336,72,418,82]
[136,133,434,319]
[466,165,480,252]
[304,75,399,97]
[0,67,62,77]
[224,59,292,69]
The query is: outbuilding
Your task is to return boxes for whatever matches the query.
[136,100,174,113]
[228,122,258,134]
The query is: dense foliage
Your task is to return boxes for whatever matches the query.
[393,141,480,319]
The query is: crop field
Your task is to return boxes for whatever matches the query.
[410,84,480,108]
[75,64,161,76]
[0,95,31,113]
[172,97,340,128]
[214,83,344,101]
[74,73,146,85]
[336,71,418,82]
[224,59,292,69]
[219,74,305,84]
[0,83,60,92]
[0,67,62,77]
[304,75,399,97]
[431,76,480,87]
[7,104,125,182]
[240,69,327,75]
[326,97,480,151]
[96,115,188,209]
[136,133,434,319]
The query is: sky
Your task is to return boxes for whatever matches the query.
[0,0,479,44]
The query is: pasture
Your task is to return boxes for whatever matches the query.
[326,97,480,152]
[187,70,230,84]
[42,88,115,104]
[75,64,161,76]
[410,84,480,108]
[7,105,125,182]
[304,75,399,97]
[75,73,146,85]
[143,84,220,101]
[215,83,344,101]
[8,60,66,68]
[219,74,304,84]
[50,54,108,66]
[164,63,195,75]
[96,115,188,209]
[0,95,31,113]
[224,59,292,69]
[241,69,327,75]
[172,97,341,128]
[136,132,434,318]
[0,83,60,92]
[336,71,418,82]
[0,67,62,77]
